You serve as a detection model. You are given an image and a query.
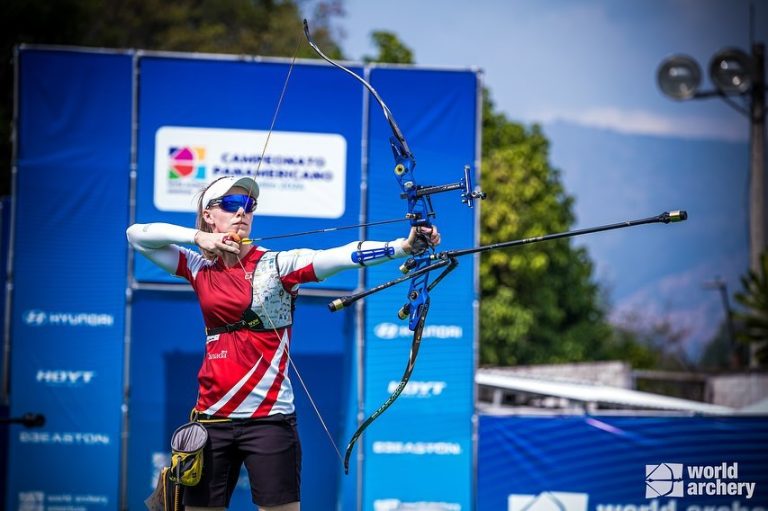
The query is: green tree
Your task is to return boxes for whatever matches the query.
[480,91,623,366]
[364,31,654,368]
[734,252,768,366]
[699,320,749,370]
[611,311,694,370]
[0,0,345,196]
[363,31,414,64]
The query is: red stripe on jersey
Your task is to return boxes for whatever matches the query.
[214,354,273,416]
[176,246,322,418]
[254,349,289,416]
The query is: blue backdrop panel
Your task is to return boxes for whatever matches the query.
[127,290,353,510]
[135,56,364,289]
[363,412,472,508]
[361,67,479,510]
[7,49,131,510]
[478,416,768,511]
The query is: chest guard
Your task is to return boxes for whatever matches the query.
[244,251,294,330]
[204,251,295,336]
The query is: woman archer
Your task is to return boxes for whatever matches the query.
[127,175,439,511]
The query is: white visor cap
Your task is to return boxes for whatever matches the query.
[201,176,260,209]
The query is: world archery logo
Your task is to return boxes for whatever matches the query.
[646,463,684,498]
[168,146,206,180]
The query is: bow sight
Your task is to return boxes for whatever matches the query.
[400,165,487,208]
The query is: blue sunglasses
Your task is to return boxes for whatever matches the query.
[208,194,257,213]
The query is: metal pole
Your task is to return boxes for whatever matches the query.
[749,43,766,368]
[705,278,739,368]
[749,42,766,274]
[718,283,738,367]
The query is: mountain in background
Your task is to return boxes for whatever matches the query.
[543,121,749,359]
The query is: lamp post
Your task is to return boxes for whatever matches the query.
[657,44,766,274]
[658,44,766,368]
[703,277,739,368]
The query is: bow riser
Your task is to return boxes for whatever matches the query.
[303,19,484,475]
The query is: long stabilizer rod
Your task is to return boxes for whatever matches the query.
[433,210,687,260]
[326,210,687,312]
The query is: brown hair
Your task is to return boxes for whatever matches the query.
[194,178,227,260]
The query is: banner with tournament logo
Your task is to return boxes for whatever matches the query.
[153,126,347,217]
[134,55,365,288]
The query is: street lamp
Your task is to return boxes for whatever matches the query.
[657,44,766,274]
[703,277,739,368]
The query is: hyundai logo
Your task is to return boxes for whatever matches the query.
[23,310,47,326]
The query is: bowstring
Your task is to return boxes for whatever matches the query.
[232,34,344,465]
[245,273,345,466]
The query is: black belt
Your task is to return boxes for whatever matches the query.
[195,412,294,423]
[205,320,249,336]
[196,413,239,422]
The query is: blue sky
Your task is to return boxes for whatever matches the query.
[318,0,768,358]
[339,0,766,142]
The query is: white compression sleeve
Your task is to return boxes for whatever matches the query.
[311,238,408,281]
[126,223,198,249]
[126,223,199,274]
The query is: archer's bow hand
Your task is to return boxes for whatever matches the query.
[403,225,441,255]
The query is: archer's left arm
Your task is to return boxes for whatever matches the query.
[277,226,441,287]
[313,238,414,280]
[276,238,408,289]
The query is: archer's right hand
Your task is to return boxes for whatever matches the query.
[194,231,242,257]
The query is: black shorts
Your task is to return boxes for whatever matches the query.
[183,413,301,508]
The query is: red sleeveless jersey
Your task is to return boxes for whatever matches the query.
[175,246,318,418]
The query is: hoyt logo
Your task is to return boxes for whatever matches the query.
[388,380,446,397]
[36,370,95,386]
[646,463,756,499]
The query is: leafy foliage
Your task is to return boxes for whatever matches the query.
[364,40,657,367]
[1,0,343,57]
[1,5,665,369]
[479,91,655,366]
[733,252,768,365]
[0,0,345,196]
[363,31,414,64]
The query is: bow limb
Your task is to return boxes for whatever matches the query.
[303,19,444,477]
[303,20,437,326]
[303,20,411,155]
[343,299,430,474]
